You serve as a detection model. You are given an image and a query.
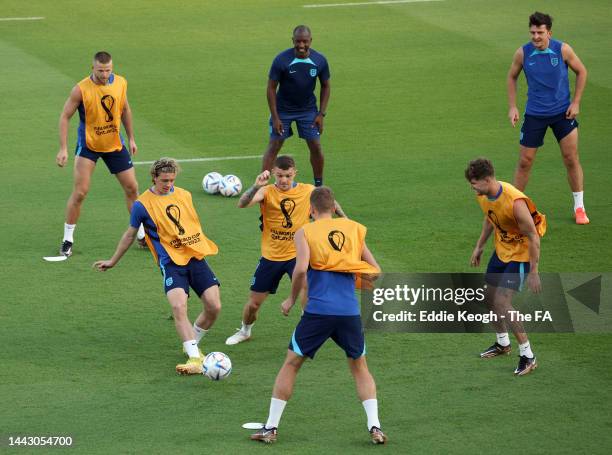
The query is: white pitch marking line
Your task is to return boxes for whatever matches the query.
[0,16,45,21]
[133,155,261,165]
[303,0,443,8]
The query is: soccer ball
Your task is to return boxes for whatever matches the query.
[202,172,223,194]
[202,351,232,381]
[219,174,242,197]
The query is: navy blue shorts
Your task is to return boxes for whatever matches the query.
[250,257,296,294]
[289,312,366,360]
[75,144,133,174]
[520,112,578,148]
[485,252,530,291]
[160,258,220,297]
[269,109,321,141]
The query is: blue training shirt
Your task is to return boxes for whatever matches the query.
[304,269,359,316]
[269,48,330,113]
[523,39,571,117]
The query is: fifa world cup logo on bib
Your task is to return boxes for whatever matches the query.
[166,204,185,235]
[328,230,345,252]
[101,95,115,122]
[280,198,296,229]
[487,210,507,236]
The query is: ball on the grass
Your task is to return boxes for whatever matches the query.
[219,174,242,197]
[202,172,223,194]
[202,352,232,381]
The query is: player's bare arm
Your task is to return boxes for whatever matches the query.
[361,242,380,271]
[267,79,283,135]
[121,96,138,156]
[333,200,346,218]
[92,226,138,271]
[313,79,331,133]
[507,47,524,127]
[238,171,269,208]
[281,229,309,316]
[514,199,542,293]
[562,43,588,119]
[360,242,381,284]
[56,85,83,167]
[471,217,494,267]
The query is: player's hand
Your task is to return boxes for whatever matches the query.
[281,298,295,316]
[255,170,270,187]
[508,106,520,127]
[129,139,138,156]
[313,113,324,134]
[272,117,284,136]
[470,247,483,267]
[527,272,542,294]
[56,148,69,167]
[93,260,114,272]
[566,102,580,119]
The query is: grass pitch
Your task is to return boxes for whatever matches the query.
[1,0,611,453]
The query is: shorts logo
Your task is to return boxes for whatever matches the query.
[310,68,317,77]
[166,204,185,235]
[101,95,115,122]
[328,230,345,251]
[550,57,559,67]
[165,277,173,287]
[280,198,296,228]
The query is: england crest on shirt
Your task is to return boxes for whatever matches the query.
[310,68,317,77]
[550,57,559,67]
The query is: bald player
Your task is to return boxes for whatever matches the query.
[262,25,330,187]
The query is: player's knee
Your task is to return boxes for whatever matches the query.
[72,187,89,203]
[272,138,285,151]
[169,298,188,316]
[517,155,534,171]
[209,301,221,316]
[349,356,368,372]
[308,142,322,155]
[562,153,580,169]
[248,299,263,312]
[265,143,282,157]
[285,356,304,370]
[123,183,139,200]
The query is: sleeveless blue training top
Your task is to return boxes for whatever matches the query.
[522,39,571,116]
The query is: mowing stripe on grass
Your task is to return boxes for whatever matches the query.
[303,0,443,8]
[0,17,45,21]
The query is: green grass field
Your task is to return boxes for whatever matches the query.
[2,0,611,453]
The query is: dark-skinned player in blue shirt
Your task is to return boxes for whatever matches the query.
[262,25,330,188]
